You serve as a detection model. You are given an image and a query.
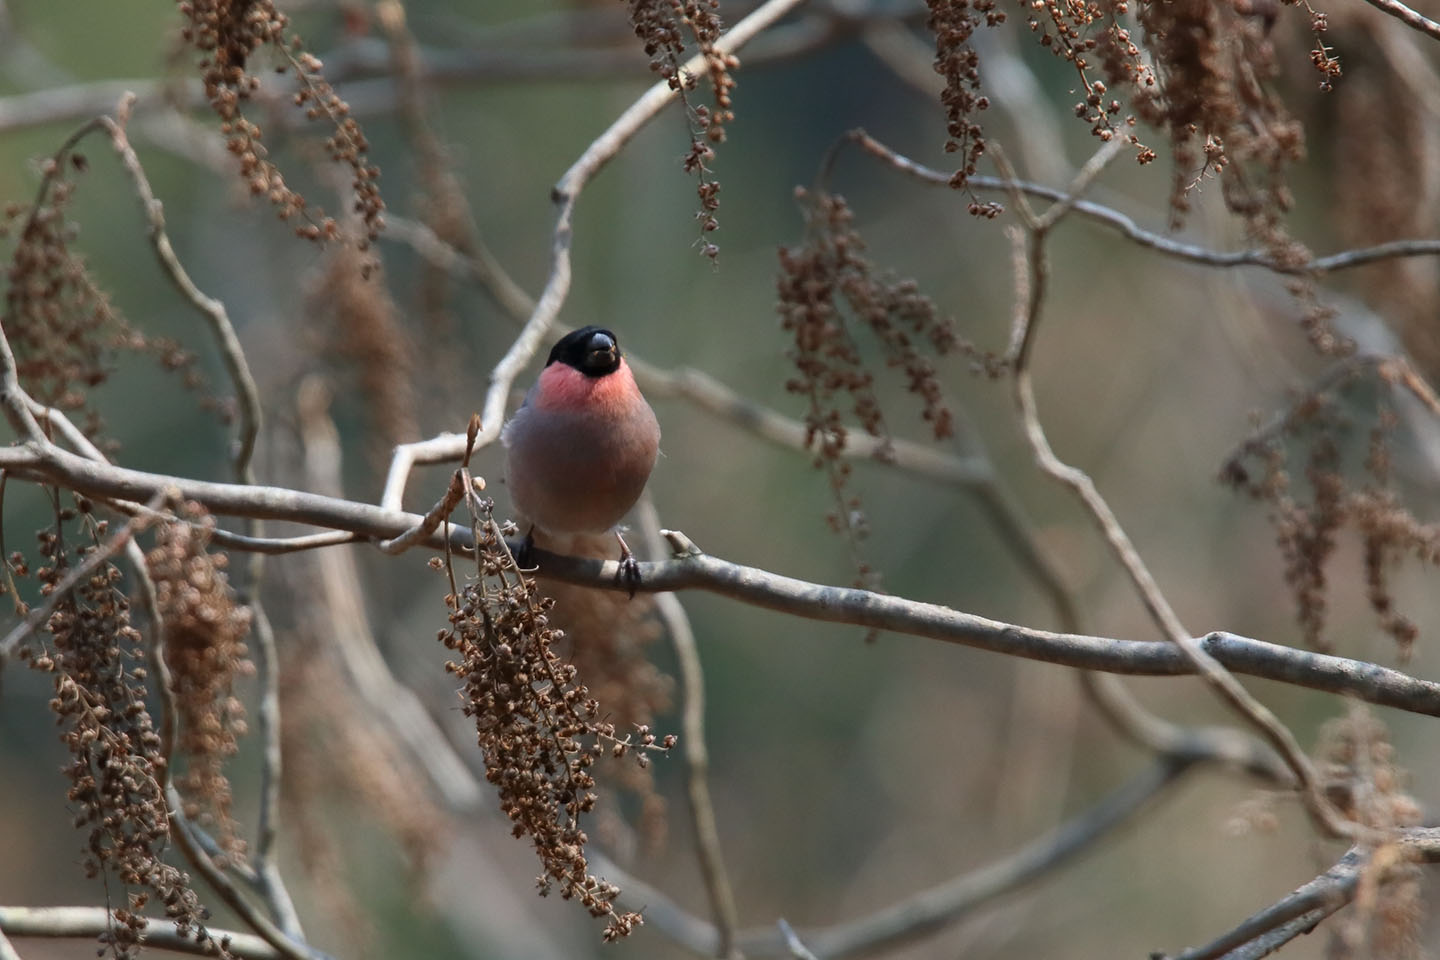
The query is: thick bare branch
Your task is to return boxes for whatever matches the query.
[2,441,1437,715]
[0,907,280,960]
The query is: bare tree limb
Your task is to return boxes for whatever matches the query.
[1156,837,1440,960]
[0,906,281,960]
[844,130,1440,275]
[1358,0,1440,40]
[776,919,819,960]
[754,757,1193,959]
[2,435,1438,715]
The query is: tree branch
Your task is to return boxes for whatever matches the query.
[2,435,1438,714]
[994,141,1355,840]
[1358,0,1440,41]
[0,907,280,960]
[844,129,1440,275]
[1156,836,1440,960]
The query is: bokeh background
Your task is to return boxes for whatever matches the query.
[1,0,1439,958]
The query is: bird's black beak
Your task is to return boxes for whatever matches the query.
[586,332,619,370]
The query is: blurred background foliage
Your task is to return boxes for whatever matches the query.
[0,0,1438,957]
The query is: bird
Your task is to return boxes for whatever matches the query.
[501,326,660,590]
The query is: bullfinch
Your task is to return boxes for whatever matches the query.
[501,326,660,585]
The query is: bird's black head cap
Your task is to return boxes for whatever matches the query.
[547,326,621,378]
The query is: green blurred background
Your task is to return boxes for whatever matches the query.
[1,0,1437,957]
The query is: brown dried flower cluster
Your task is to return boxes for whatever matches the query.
[434,498,673,941]
[1220,365,1438,661]
[1126,0,1305,240]
[177,0,385,272]
[623,0,737,261]
[146,505,254,860]
[1314,706,1423,959]
[17,498,219,959]
[1,150,209,436]
[926,0,1004,216]
[546,569,674,850]
[1012,0,1154,163]
[778,189,963,585]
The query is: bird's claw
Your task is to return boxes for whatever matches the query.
[512,529,537,570]
[614,530,641,599]
[617,554,642,598]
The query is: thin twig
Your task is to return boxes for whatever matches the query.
[637,496,741,959]
[776,919,818,960]
[1157,839,1440,960]
[376,470,468,554]
[844,129,1440,275]
[0,925,20,960]
[994,141,1357,840]
[1359,0,1440,40]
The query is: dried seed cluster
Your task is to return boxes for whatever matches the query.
[17,498,219,959]
[926,0,1005,216]
[1220,367,1437,661]
[1,156,210,436]
[777,189,967,587]
[623,0,737,261]
[1129,0,1303,237]
[147,505,254,860]
[547,569,674,850]
[1021,0,1155,159]
[177,0,385,272]
[434,500,672,941]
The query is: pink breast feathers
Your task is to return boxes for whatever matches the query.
[533,359,643,418]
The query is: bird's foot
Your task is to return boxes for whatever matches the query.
[614,530,641,598]
[512,528,537,570]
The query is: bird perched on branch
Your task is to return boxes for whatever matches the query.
[502,326,660,589]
